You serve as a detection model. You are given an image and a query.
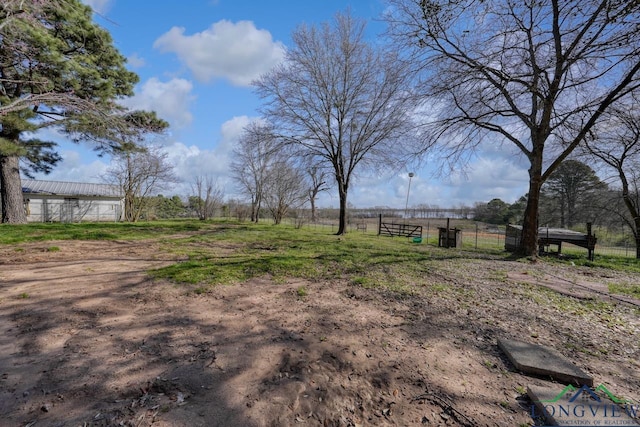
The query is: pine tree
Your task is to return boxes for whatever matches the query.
[0,0,166,223]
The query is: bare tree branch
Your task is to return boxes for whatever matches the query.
[103,146,179,222]
[254,10,420,234]
[583,93,640,257]
[385,0,640,256]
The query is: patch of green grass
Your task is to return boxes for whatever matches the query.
[430,283,451,294]
[488,269,508,281]
[522,283,593,313]
[549,253,640,274]
[47,246,60,252]
[351,277,369,286]
[150,259,247,285]
[18,292,29,299]
[296,285,308,297]
[608,282,640,299]
[152,222,442,292]
[0,220,214,244]
[518,283,629,329]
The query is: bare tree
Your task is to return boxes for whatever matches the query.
[385,0,640,257]
[263,160,308,225]
[306,165,330,222]
[230,122,278,223]
[584,96,640,258]
[190,175,224,220]
[104,146,179,222]
[254,11,419,235]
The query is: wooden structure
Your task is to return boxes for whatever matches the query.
[438,218,462,248]
[20,179,124,223]
[438,227,462,248]
[506,224,597,260]
[377,214,422,238]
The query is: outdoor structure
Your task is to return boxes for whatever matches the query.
[506,224,597,260]
[19,179,124,223]
[377,214,422,239]
[438,218,462,248]
[438,227,462,248]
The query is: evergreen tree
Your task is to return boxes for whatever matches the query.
[541,160,606,228]
[473,198,510,225]
[0,0,166,223]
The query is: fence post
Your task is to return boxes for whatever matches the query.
[427,221,430,244]
[587,222,594,261]
[625,232,629,257]
[475,223,478,249]
[446,218,450,248]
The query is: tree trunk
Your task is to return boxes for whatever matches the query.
[251,191,262,223]
[566,193,575,229]
[250,200,257,222]
[253,199,261,224]
[632,216,640,260]
[619,171,640,259]
[336,184,347,235]
[124,192,136,222]
[519,157,544,258]
[559,195,566,228]
[309,192,317,222]
[0,155,27,224]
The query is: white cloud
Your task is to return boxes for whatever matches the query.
[127,53,146,68]
[316,156,529,209]
[445,157,529,204]
[159,116,254,198]
[34,116,256,199]
[216,115,252,155]
[33,150,110,183]
[120,77,195,128]
[153,20,286,86]
[82,0,112,14]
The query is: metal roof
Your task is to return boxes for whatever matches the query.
[22,179,123,198]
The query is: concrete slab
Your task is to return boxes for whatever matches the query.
[528,384,640,426]
[498,338,593,386]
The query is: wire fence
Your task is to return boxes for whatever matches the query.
[286,217,638,259]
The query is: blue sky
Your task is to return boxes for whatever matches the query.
[34,0,531,209]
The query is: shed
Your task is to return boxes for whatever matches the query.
[21,179,124,223]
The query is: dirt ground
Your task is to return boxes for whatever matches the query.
[0,237,639,427]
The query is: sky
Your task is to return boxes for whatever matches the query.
[33,0,531,209]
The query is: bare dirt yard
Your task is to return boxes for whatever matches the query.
[1,236,639,426]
